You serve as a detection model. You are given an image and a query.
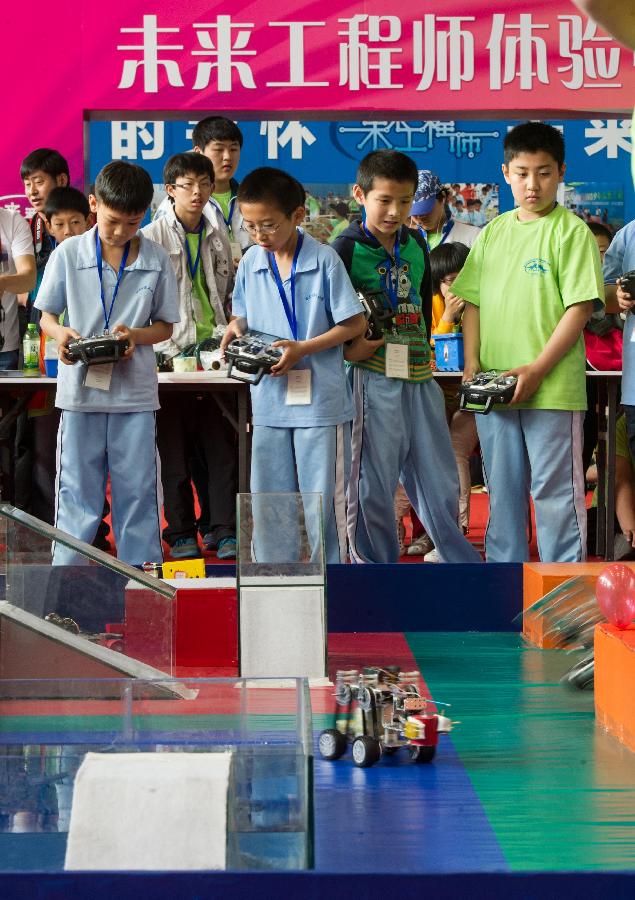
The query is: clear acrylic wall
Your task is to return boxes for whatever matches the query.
[0,504,176,686]
[0,676,313,871]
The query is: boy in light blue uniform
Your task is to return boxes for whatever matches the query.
[603,220,635,454]
[36,162,180,565]
[221,167,366,563]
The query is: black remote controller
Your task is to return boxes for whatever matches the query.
[459,371,517,414]
[225,331,284,384]
[66,333,130,366]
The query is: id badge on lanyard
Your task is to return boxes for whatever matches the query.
[384,334,410,380]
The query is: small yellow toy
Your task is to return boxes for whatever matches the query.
[161,558,206,579]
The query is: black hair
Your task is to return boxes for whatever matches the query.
[237,167,305,216]
[43,187,90,222]
[586,221,613,242]
[192,116,243,150]
[430,242,470,293]
[163,152,214,186]
[503,122,565,169]
[94,161,154,214]
[20,148,69,181]
[356,150,418,194]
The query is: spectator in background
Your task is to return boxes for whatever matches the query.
[21,149,70,323]
[328,202,350,244]
[410,171,481,250]
[0,209,36,368]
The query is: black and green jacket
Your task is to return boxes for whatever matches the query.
[332,221,433,382]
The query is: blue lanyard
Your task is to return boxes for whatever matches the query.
[95,230,130,332]
[363,223,401,309]
[268,230,303,341]
[211,196,236,230]
[184,221,204,281]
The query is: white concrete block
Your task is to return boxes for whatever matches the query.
[65,752,232,870]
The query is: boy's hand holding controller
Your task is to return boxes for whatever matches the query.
[220,318,245,359]
[57,326,82,366]
[343,333,385,363]
[111,323,135,359]
[462,359,481,383]
[616,276,634,313]
[505,363,545,404]
[270,339,306,376]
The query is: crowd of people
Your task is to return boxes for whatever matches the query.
[3,113,634,567]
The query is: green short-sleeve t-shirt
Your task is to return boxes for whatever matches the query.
[185,229,215,342]
[452,204,604,410]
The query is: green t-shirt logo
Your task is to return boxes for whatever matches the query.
[524,258,551,276]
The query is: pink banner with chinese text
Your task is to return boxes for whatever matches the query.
[2,0,634,197]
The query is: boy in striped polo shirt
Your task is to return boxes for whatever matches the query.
[332,150,481,564]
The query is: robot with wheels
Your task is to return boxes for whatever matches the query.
[318,666,452,768]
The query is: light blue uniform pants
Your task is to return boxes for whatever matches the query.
[347,368,482,564]
[250,424,350,564]
[477,408,586,563]
[54,411,163,566]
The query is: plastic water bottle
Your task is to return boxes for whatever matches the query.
[23,323,40,375]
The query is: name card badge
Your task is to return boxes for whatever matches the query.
[385,339,410,380]
[84,363,113,391]
[286,369,312,405]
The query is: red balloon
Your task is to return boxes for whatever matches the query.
[596,564,635,630]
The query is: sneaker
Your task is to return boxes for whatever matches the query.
[170,536,201,559]
[202,532,216,551]
[217,537,237,560]
[407,534,434,556]
[424,548,442,563]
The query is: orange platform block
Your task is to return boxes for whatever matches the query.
[522,562,635,648]
[595,623,635,752]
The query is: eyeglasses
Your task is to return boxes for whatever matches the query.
[242,221,283,236]
[170,181,213,193]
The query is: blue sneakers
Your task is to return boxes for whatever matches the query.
[170,536,201,559]
[216,537,237,560]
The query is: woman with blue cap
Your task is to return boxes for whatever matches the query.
[410,170,481,250]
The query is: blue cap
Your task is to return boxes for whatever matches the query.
[410,171,443,216]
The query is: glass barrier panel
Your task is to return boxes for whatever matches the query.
[237,493,325,585]
[0,676,313,871]
[0,505,175,684]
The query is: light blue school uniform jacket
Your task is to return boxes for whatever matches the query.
[230,229,362,428]
[35,226,179,412]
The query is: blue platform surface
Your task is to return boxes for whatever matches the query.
[211,562,524,632]
[314,739,507,872]
[3,871,635,898]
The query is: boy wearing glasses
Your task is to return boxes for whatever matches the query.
[142,152,237,560]
[220,167,366,563]
[154,116,250,270]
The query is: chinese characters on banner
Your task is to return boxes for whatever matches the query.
[115,13,628,96]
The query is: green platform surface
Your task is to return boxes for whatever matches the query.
[407,632,635,871]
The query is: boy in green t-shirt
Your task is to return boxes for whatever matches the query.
[452,122,604,562]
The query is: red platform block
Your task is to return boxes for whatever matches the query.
[124,577,238,675]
